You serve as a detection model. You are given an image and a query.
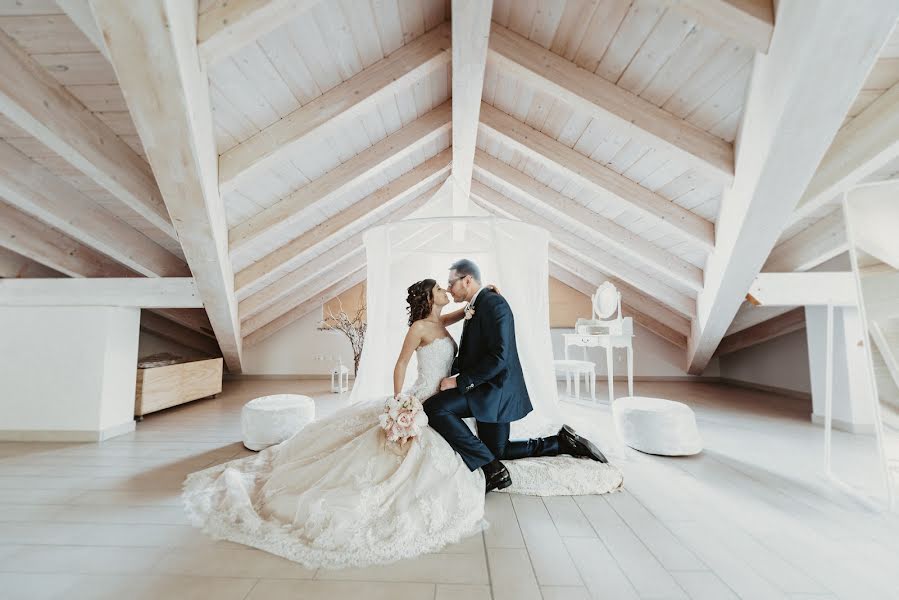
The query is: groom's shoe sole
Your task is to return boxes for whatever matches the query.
[561,425,608,463]
[485,473,512,493]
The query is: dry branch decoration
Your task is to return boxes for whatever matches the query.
[317,288,366,375]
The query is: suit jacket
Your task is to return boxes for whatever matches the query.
[452,288,533,423]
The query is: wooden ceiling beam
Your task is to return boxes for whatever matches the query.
[229,102,451,262]
[0,140,189,278]
[243,223,442,346]
[0,28,175,239]
[450,0,492,211]
[235,148,451,297]
[0,246,62,278]
[488,23,734,185]
[686,0,899,374]
[93,0,244,372]
[474,150,703,293]
[0,277,202,308]
[666,0,774,54]
[239,180,442,320]
[243,268,366,347]
[470,180,696,319]
[55,0,111,61]
[0,200,133,278]
[717,307,806,356]
[549,261,687,349]
[763,210,848,273]
[140,310,221,357]
[242,253,365,336]
[789,81,899,229]
[479,102,715,252]
[198,0,323,65]
[219,22,451,191]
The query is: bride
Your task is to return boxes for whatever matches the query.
[182,279,621,569]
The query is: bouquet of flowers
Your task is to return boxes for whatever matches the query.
[379,392,428,445]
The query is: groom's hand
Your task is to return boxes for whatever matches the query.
[439,376,458,391]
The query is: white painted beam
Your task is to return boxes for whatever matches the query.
[474,150,703,293]
[0,28,174,239]
[243,267,366,347]
[243,224,443,346]
[140,310,221,357]
[0,278,202,308]
[198,0,322,65]
[479,102,715,251]
[746,273,858,307]
[666,0,774,54]
[229,102,451,261]
[717,307,806,356]
[0,200,133,278]
[0,141,189,278]
[763,210,848,273]
[470,180,696,319]
[242,252,365,336]
[686,0,899,374]
[789,81,899,229]
[450,0,492,212]
[220,23,451,191]
[92,0,244,372]
[238,180,442,320]
[55,0,110,61]
[488,23,734,185]
[235,148,452,297]
[0,246,62,279]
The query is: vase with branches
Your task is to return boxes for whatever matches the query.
[317,288,366,375]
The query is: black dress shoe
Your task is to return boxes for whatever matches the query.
[559,425,608,463]
[482,459,512,493]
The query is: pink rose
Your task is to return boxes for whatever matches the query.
[396,412,414,428]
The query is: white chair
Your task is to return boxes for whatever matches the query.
[241,394,315,451]
[554,359,596,403]
[612,396,702,456]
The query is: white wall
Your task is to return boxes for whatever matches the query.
[0,306,139,440]
[718,328,811,395]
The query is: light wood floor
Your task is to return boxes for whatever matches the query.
[1,380,898,600]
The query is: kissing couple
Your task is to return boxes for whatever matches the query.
[183,258,614,569]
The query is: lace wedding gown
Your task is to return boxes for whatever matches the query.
[183,336,622,568]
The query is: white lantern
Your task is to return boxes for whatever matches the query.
[330,357,349,393]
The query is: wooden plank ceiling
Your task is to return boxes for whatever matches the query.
[1,0,898,373]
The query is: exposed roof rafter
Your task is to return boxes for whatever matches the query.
[93,0,244,371]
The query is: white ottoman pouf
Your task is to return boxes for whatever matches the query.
[241,394,315,451]
[613,396,702,456]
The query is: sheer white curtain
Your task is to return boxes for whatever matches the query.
[350,210,560,436]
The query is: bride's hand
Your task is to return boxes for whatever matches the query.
[487,284,501,295]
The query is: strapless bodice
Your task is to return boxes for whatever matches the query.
[407,336,456,400]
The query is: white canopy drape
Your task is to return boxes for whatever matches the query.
[350,211,560,437]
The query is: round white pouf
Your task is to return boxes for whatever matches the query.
[241,394,315,451]
[613,396,702,456]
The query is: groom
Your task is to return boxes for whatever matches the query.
[424,259,607,493]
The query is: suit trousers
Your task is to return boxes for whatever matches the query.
[425,388,561,471]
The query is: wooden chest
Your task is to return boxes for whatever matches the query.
[135,357,223,417]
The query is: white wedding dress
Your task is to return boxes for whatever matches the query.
[182,336,622,569]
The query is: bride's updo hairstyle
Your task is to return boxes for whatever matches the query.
[406,278,436,326]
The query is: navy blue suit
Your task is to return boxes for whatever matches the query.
[425,288,561,471]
